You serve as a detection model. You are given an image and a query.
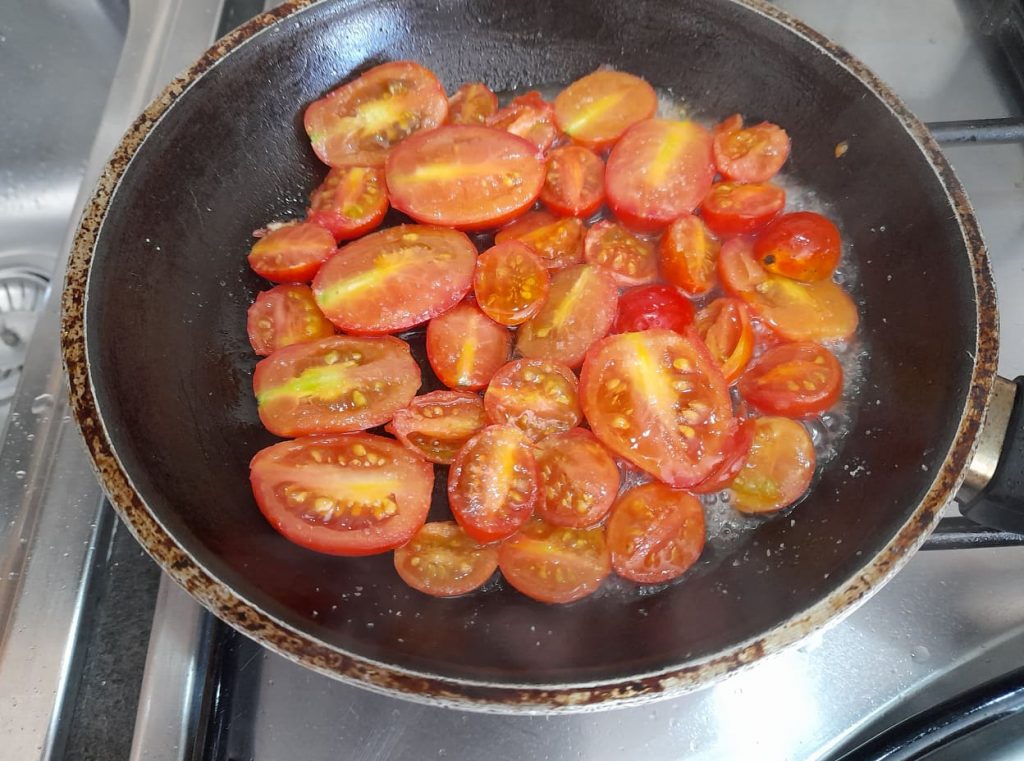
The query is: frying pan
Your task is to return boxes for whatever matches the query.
[60,0,1024,711]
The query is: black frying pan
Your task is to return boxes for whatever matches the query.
[61,0,1022,711]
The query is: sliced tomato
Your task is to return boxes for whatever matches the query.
[700,181,785,237]
[690,417,756,494]
[494,211,585,271]
[425,302,512,391]
[535,428,620,528]
[730,416,815,513]
[484,359,581,441]
[253,335,420,437]
[605,119,715,231]
[394,521,498,597]
[247,221,336,283]
[446,82,498,125]
[498,518,610,603]
[247,284,334,356]
[718,237,858,342]
[540,145,605,218]
[486,91,559,155]
[613,284,695,334]
[553,69,657,150]
[739,342,843,417]
[473,241,550,326]
[579,329,734,488]
[658,214,719,296]
[448,424,539,543]
[753,211,841,282]
[516,264,619,368]
[385,125,545,230]
[607,482,705,583]
[712,115,791,183]
[312,225,476,335]
[386,390,486,464]
[306,166,388,242]
[694,297,755,384]
[583,220,658,287]
[250,433,433,556]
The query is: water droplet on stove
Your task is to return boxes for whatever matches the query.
[910,645,931,662]
[30,393,54,414]
[14,470,26,480]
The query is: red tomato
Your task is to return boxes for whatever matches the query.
[386,390,486,464]
[498,518,610,603]
[739,342,843,417]
[304,61,447,167]
[253,335,420,437]
[306,166,389,242]
[426,302,512,391]
[484,359,582,441]
[535,428,620,528]
[516,264,619,368]
[607,483,705,583]
[730,416,815,513]
[605,119,716,231]
[448,424,539,543]
[473,241,550,326]
[583,220,658,287]
[700,181,785,237]
[754,211,841,282]
[718,237,858,342]
[385,125,545,230]
[690,417,756,494]
[312,225,476,335]
[446,82,498,125]
[553,70,657,150]
[394,521,498,597]
[579,329,735,488]
[486,91,559,155]
[247,284,334,356]
[658,215,719,296]
[250,433,433,556]
[613,284,695,334]
[247,222,336,283]
[494,211,584,271]
[693,297,755,384]
[540,145,605,218]
[712,114,791,183]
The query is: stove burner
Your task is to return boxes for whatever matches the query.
[0,268,49,407]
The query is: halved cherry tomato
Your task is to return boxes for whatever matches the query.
[658,215,719,296]
[690,417,756,494]
[754,211,841,282]
[694,297,755,383]
[606,119,716,231]
[304,61,447,167]
[448,424,539,543]
[494,211,584,271]
[553,69,657,150]
[583,220,658,287]
[606,482,705,583]
[253,335,420,437]
[250,433,433,556]
[386,390,486,464]
[739,341,843,417]
[498,518,610,603]
[516,264,619,368]
[712,114,791,183]
[446,82,498,125]
[247,284,334,356]
[535,428,620,528]
[312,225,476,335]
[579,329,734,488]
[473,241,550,326]
[247,222,336,283]
[306,166,389,242]
[486,91,559,155]
[483,359,581,441]
[385,125,545,230]
[426,302,511,391]
[718,238,858,342]
[613,284,695,334]
[394,521,498,597]
[700,181,785,237]
[730,416,815,513]
[540,145,605,218]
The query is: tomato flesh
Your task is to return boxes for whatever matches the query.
[247,284,334,356]
[247,222,336,283]
[553,69,657,150]
[739,341,843,417]
[730,416,815,513]
[658,214,719,296]
[754,211,841,282]
[498,518,610,603]
[486,91,559,155]
[701,181,785,237]
[694,297,755,383]
[614,284,695,334]
[583,220,658,287]
[473,241,550,326]
[447,82,498,125]
[386,390,486,465]
[712,115,791,183]
[535,428,620,528]
[494,211,585,271]
[484,359,581,441]
[426,302,511,391]
[690,417,756,494]
[394,521,498,596]
[307,166,389,242]
[540,145,605,218]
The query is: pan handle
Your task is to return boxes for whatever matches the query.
[956,376,1024,532]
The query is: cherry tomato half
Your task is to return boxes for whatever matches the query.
[484,359,582,441]
[247,284,334,356]
[494,211,585,271]
[712,114,791,183]
[690,417,756,494]
[247,222,336,283]
[694,297,755,384]
[540,145,605,218]
[486,91,559,155]
[535,428,620,528]
[386,390,486,464]
[754,211,841,282]
[739,341,843,417]
[498,518,610,603]
[394,521,498,597]
[473,241,550,326]
[658,214,720,296]
[614,284,695,334]
[306,166,389,242]
[553,69,657,150]
[730,416,815,513]
[426,302,512,391]
[583,220,658,287]
[446,82,498,126]
[700,181,785,237]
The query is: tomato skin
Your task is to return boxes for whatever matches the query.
[553,69,657,150]
[700,181,785,237]
[613,285,695,334]
[250,433,433,556]
[540,146,605,218]
[486,91,559,155]
[473,241,550,326]
[247,284,335,356]
[425,302,512,391]
[484,359,582,441]
[447,82,498,126]
[658,215,720,296]
[730,416,815,513]
[498,518,611,603]
[494,211,585,271]
[712,115,791,183]
[394,521,498,597]
[306,166,389,242]
[739,342,843,417]
[694,297,755,384]
[754,211,841,282]
[248,222,337,283]
[535,428,620,528]
[386,390,486,465]
[583,220,658,287]
[690,417,756,494]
